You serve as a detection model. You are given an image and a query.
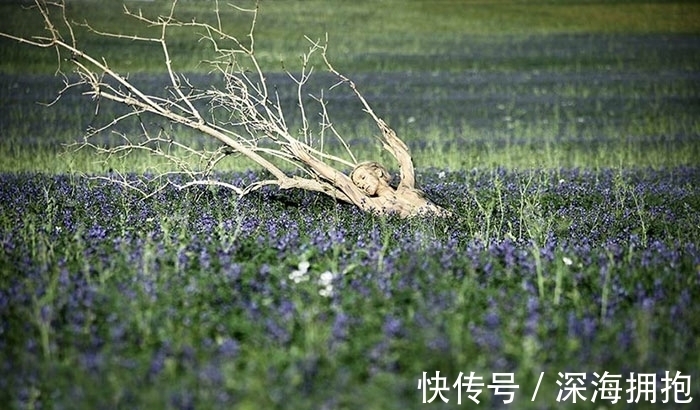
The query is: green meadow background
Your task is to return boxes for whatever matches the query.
[1,0,699,172]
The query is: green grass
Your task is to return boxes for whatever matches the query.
[2,168,699,409]
[2,54,700,174]
[1,0,699,74]
[1,1,699,174]
[1,2,700,409]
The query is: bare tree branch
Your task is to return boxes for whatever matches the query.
[0,0,449,218]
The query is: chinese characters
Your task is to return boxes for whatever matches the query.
[417,370,693,405]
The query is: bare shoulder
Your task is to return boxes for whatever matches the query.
[396,185,426,199]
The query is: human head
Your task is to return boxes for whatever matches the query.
[350,161,391,196]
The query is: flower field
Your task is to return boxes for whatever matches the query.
[1,166,699,409]
[2,1,700,408]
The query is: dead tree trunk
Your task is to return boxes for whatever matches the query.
[0,0,449,218]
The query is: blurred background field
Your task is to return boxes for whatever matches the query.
[1,0,699,172]
[2,0,700,73]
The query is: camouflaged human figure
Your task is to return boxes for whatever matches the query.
[289,131,449,219]
[349,161,449,218]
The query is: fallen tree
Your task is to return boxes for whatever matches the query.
[1,0,449,218]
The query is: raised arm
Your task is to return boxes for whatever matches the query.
[377,120,416,190]
[287,141,375,209]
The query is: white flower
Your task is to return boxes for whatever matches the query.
[289,270,308,283]
[438,171,446,179]
[318,270,335,297]
[289,260,310,283]
[319,270,334,286]
[562,256,573,266]
[319,285,334,298]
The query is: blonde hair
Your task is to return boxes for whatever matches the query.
[350,161,391,184]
